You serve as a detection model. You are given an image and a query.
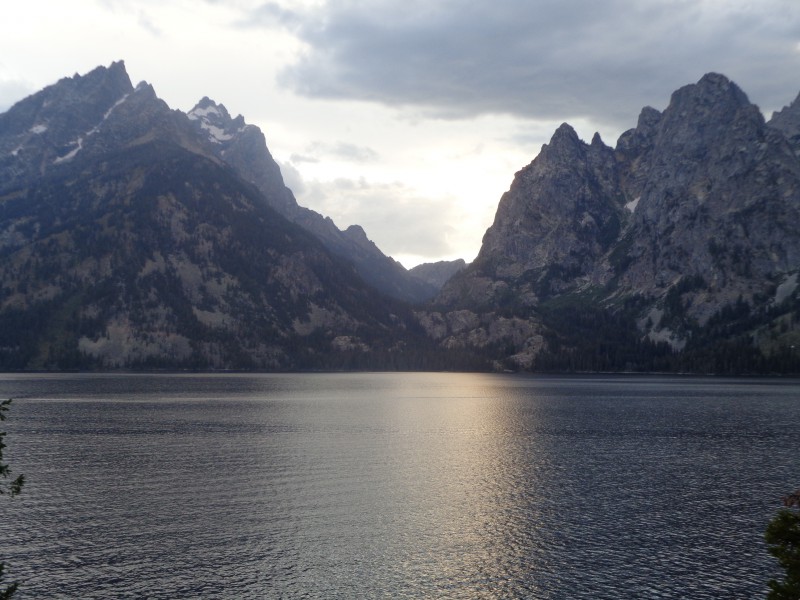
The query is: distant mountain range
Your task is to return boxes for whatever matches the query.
[1,63,798,373]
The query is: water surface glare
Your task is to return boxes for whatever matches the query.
[0,373,797,598]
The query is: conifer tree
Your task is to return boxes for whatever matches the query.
[765,491,800,600]
[0,399,24,599]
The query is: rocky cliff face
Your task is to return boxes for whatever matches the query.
[0,63,438,370]
[438,124,624,311]
[430,73,800,372]
[614,75,800,332]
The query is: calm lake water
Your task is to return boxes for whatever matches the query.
[0,373,797,599]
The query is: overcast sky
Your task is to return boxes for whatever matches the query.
[2,0,800,267]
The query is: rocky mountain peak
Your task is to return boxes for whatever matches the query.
[663,72,757,132]
[193,96,226,114]
[60,60,133,103]
[552,121,579,140]
[770,90,800,126]
[541,122,584,162]
[438,119,624,312]
[344,224,370,244]
[0,62,134,139]
[187,96,250,145]
[617,72,774,219]
[768,90,800,153]
[86,60,132,93]
[186,98,296,218]
[613,72,800,294]
[132,80,158,100]
[0,62,148,194]
[615,107,661,165]
[694,72,749,101]
[637,106,662,130]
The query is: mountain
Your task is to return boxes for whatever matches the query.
[3,64,799,374]
[184,97,437,304]
[409,259,466,289]
[0,62,456,370]
[426,73,800,373]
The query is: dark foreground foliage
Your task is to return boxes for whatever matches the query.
[1,399,24,598]
[765,492,800,600]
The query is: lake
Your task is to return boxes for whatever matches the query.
[0,373,797,598]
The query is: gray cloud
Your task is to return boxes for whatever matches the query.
[236,1,300,29]
[0,79,33,113]
[94,1,164,36]
[288,153,319,164]
[288,141,379,166]
[307,141,380,163]
[277,160,307,195]
[250,0,800,130]
[137,10,163,36]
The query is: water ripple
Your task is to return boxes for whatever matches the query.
[0,373,795,598]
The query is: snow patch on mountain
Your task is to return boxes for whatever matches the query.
[187,101,241,144]
[199,122,233,143]
[187,104,221,120]
[103,94,129,121]
[625,196,640,212]
[54,137,83,164]
[51,93,131,164]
